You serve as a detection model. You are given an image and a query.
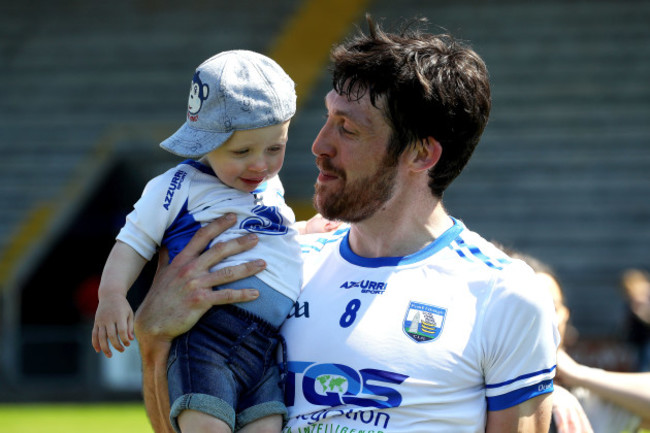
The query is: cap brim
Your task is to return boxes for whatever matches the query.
[160,122,234,158]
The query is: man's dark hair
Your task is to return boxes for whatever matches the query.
[330,14,491,197]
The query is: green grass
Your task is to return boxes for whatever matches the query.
[2,403,648,433]
[0,403,152,433]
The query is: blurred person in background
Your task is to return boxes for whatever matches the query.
[621,268,650,372]
[517,253,650,433]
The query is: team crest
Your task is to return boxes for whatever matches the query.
[403,301,446,343]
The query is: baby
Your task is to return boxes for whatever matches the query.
[92,50,302,433]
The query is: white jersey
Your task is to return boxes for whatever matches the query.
[281,218,559,433]
[117,160,302,301]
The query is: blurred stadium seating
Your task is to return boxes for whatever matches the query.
[0,0,648,400]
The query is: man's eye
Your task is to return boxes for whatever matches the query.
[232,149,249,156]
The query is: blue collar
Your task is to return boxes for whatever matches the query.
[339,217,464,268]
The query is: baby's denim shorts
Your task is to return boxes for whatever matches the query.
[167,277,293,432]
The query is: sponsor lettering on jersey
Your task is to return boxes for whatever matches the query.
[339,280,387,295]
[402,301,446,343]
[285,361,407,431]
[163,169,187,210]
[286,361,408,409]
[287,301,310,319]
[283,407,390,432]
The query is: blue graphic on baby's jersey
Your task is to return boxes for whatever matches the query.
[240,205,288,235]
[403,301,446,343]
[285,361,408,409]
[162,200,202,263]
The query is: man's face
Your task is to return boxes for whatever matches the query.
[311,90,399,222]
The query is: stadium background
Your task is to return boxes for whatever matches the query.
[0,0,649,407]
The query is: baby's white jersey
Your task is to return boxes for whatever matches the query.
[117,159,302,301]
[281,218,559,433]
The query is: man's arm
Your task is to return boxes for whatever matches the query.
[134,214,264,433]
[486,393,553,433]
[138,332,174,433]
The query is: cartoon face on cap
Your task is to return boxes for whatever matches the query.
[188,71,210,118]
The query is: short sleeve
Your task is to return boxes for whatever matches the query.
[116,168,188,261]
[481,264,560,411]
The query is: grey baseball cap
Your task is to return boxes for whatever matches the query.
[160,50,296,158]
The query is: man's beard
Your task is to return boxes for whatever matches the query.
[313,152,398,223]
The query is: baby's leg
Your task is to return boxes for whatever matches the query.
[178,409,232,433]
[178,410,232,433]
[237,414,283,433]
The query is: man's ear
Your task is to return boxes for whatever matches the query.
[408,136,442,172]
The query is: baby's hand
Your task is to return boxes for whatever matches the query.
[92,294,135,358]
[296,214,342,235]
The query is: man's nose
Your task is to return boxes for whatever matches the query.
[312,124,336,158]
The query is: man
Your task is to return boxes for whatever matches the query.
[134,16,559,433]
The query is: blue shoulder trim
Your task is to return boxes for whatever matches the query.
[300,227,350,254]
[339,217,465,268]
[452,237,512,270]
[487,379,554,411]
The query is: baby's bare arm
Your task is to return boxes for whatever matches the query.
[295,213,342,235]
[92,241,147,357]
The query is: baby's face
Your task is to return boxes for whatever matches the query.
[203,120,289,192]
